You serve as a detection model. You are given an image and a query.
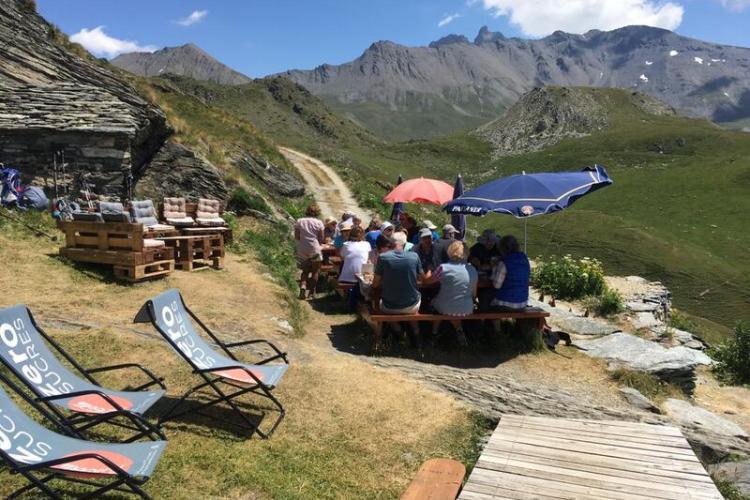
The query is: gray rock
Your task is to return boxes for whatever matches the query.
[576,332,712,393]
[626,301,660,313]
[618,387,661,414]
[233,151,305,198]
[708,461,750,496]
[630,311,662,330]
[135,142,229,201]
[664,399,749,440]
[552,316,620,336]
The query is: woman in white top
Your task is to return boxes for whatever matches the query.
[339,227,371,283]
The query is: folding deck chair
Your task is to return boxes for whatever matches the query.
[0,376,166,499]
[134,289,288,439]
[0,305,166,443]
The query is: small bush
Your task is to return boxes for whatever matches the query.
[710,322,750,386]
[532,255,606,300]
[610,369,680,402]
[595,287,624,316]
[670,309,696,332]
[227,187,270,215]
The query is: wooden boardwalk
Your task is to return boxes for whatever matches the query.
[459,414,723,500]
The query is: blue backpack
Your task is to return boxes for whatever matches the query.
[0,167,21,207]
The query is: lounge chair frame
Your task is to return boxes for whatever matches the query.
[135,293,288,439]
[0,372,156,499]
[0,308,166,443]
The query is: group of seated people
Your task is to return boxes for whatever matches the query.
[72,196,227,230]
[294,204,531,346]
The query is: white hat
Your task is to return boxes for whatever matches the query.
[380,221,394,231]
[443,224,458,234]
[339,219,353,230]
[422,219,437,230]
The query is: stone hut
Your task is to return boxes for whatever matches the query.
[0,82,141,197]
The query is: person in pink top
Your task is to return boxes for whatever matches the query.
[294,204,325,299]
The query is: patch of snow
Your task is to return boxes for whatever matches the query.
[723,91,730,97]
[639,74,649,83]
[645,60,653,65]
[669,50,679,57]
[711,58,721,62]
[694,56,703,65]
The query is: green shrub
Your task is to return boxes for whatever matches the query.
[610,369,680,402]
[532,255,606,300]
[710,322,750,386]
[227,187,270,215]
[670,309,696,332]
[595,287,624,316]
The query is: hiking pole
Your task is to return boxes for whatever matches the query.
[0,206,58,241]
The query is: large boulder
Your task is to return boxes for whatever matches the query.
[233,151,304,197]
[619,388,660,414]
[663,399,750,462]
[135,142,229,201]
[576,332,712,393]
[551,316,621,336]
[708,460,750,496]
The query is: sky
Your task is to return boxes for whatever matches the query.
[36,0,750,78]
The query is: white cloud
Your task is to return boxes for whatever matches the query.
[477,0,684,37]
[438,13,462,27]
[175,9,208,27]
[70,26,157,59]
[717,0,750,11]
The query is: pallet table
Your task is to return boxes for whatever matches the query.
[180,226,233,244]
[157,235,224,271]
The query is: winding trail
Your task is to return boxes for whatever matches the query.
[279,147,364,220]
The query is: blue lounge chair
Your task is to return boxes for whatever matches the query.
[0,377,166,499]
[134,289,288,439]
[0,305,166,442]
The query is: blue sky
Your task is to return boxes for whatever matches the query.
[37,0,750,78]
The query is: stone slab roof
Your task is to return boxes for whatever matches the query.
[0,82,138,135]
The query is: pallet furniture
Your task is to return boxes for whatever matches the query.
[157,234,224,271]
[401,459,466,500]
[180,226,233,244]
[459,414,723,499]
[58,220,175,282]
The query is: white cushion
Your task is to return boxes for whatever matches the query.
[143,239,165,248]
[166,217,195,226]
[146,223,175,231]
[195,217,226,227]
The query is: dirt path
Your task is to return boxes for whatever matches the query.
[279,147,364,220]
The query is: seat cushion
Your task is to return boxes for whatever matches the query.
[143,239,165,248]
[166,217,194,226]
[134,216,159,227]
[196,198,221,218]
[72,212,104,222]
[102,212,132,223]
[195,217,226,227]
[129,200,157,224]
[98,201,124,215]
[145,223,175,231]
[163,197,187,219]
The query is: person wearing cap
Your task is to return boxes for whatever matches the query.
[431,223,461,269]
[411,227,436,278]
[334,219,353,250]
[323,217,338,244]
[339,227,371,284]
[294,204,325,299]
[412,220,439,245]
[430,240,478,347]
[372,231,425,348]
[469,229,501,272]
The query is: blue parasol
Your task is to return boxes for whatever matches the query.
[444,165,612,250]
[451,174,466,240]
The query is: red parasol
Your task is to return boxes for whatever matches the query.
[383,178,455,205]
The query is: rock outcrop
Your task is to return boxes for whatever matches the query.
[233,151,305,198]
[134,142,228,201]
[576,332,712,393]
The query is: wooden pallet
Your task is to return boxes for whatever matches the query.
[113,260,175,282]
[158,235,224,272]
[60,246,173,266]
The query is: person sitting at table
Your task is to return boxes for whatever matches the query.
[431,223,460,269]
[341,210,355,223]
[339,227,371,284]
[323,217,338,243]
[412,220,439,245]
[469,229,501,272]
[365,216,382,248]
[369,233,394,265]
[490,234,531,310]
[380,221,395,241]
[430,241,478,347]
[294,204,325,299]
[399,213,418,241]
[411,227,436,279]
[352,215,364,231]
[334,219,353,250]
[372,231,425,348]
[393,230,413,251]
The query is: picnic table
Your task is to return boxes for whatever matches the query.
[157,234,224,271]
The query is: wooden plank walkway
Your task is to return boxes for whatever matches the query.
[459,414,723,500]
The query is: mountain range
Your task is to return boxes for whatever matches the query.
[112,43,251,86]
[281,25,750,139]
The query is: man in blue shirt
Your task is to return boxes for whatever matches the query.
[372,232,425,348]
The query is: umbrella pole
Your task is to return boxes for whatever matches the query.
[524,218,528,253]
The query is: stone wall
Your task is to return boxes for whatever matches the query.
[0,129,131,197]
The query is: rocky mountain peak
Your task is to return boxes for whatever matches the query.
[429,34,470,49]
[474,26,505,45]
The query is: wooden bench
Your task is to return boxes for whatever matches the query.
[401,459,466,500]
[360,287,549,351]
[58,220,175,282]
